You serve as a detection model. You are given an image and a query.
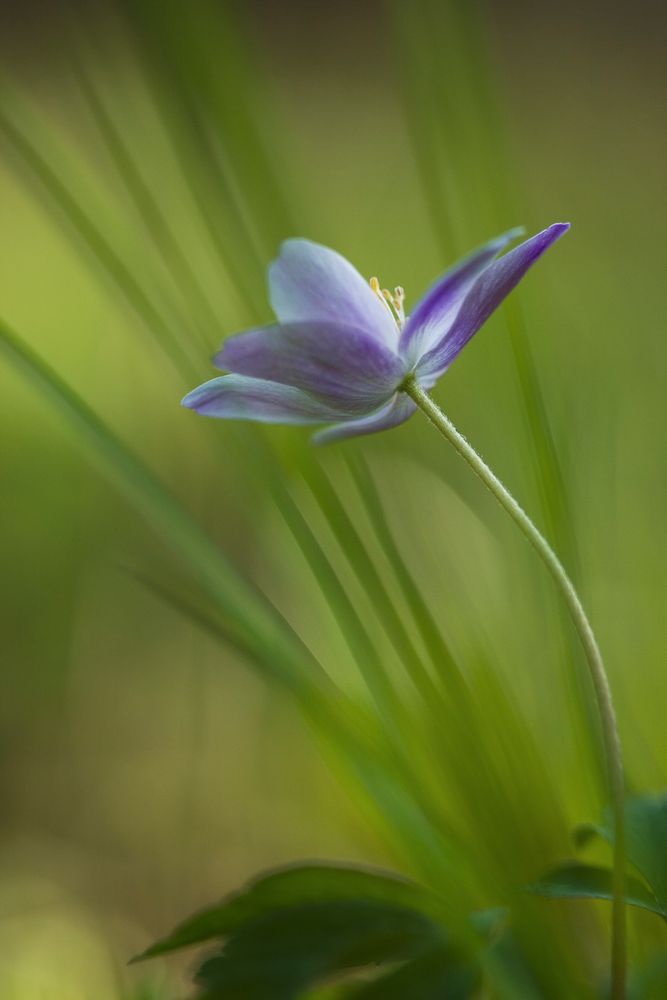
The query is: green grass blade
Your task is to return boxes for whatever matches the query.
[0,318,481,904]
[110,3,266,316]
[270,478,403,724]
[0,318,339,715]
[74,62,222,355]
[299,456,435,705]
[0,103,198,378]
[120,0,294,256]
[132,564,476,912]
[347,455,463,697]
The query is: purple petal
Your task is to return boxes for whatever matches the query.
[182,374,353,424]
[399,227,523,364]
[416,223,570,379]
[217,322,405,414]
[312,393,416,445]
[269,239,399,347]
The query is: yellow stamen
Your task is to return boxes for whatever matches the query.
[393,286,406,324]
[369,275,407,328]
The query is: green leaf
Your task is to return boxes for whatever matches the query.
[134,864,469,999]
[572,822,607,850]
[348,945,480,999]
[133,864,446,962]
[616,793,667,911]
[572,792,667,912]
[528,863,665,919]
[629,951,667,1000]
[192,900,442,999]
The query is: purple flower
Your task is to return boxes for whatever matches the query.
[183,224,569,443]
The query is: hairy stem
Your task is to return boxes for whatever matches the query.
[402,375,626,999]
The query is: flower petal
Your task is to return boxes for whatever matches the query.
[312,392,416,445]
[182,374,352,424]
[416,223,570,379]
[399,227,523,364]
[269,239,399,347]
[217,322,405,414]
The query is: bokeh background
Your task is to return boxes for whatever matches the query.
[1,0,666,996]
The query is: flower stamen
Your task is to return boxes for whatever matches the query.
[370,276,406,329]
[393,286,406,326]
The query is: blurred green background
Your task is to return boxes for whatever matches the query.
[1,0,666,996]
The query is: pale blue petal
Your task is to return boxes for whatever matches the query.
[416,223,570,380]
[217,322,405,415]
[399,227,523,365]
[313,393,416,445]
[182,374,353,424]
[269,239,399,348]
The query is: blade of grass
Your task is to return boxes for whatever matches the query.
[453,0,602,783]
[73,61,221,355]
[133,565,477,888]
[120,0,294,257]
[3,16,445,766]
[107,1,267,316]
[347,455,569,886]
[270,478,403,725]
[386,0,602,799]
[347,454,463,694]
[0,100,199,379]
[0,318,488,921]
[2,39,455,798]
[0,317,339,720]
[299,455,437,709]
[126,574,485,935]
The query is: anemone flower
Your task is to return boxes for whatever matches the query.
[182,223,568,443]
[182,220,628,996]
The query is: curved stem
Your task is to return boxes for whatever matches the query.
[402,376,626,999]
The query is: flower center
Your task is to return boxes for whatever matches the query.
[369,276,406,329]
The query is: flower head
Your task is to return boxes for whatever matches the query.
[183,223,569,443]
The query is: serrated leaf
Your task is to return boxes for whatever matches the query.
[620,793,667,911]
[133,864,445,962]
[348,945,480,999]
[528,863,665,919]
[192,899,443,999]
[570,792,667,912]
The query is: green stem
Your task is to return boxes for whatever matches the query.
[402,375,626,999]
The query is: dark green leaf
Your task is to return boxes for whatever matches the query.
[348,945,480,999]
[620,793,667,910]
[192,899,442,999]
[486,932,543,1000]
[571,792,667,912]
[572,822,607,850]
[133,864,445,962]
[629,951,667,1000]
[528,863,665,919]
